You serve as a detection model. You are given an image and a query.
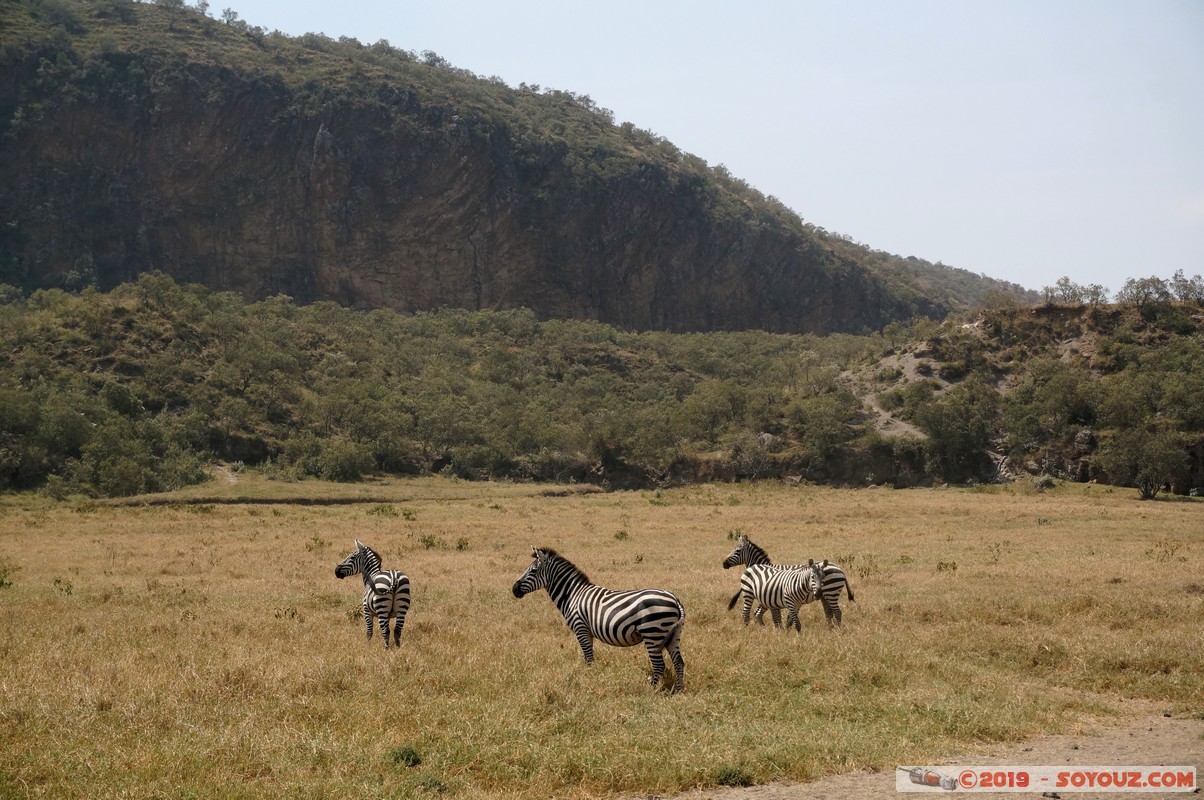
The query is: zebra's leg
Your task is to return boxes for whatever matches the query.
[784,599,801,632]
[770,607,783,628]
[644,640,667,689]
[824,598,842,628]
[393,605,406,647]
[393,584,410,646]
[376,604,392,649]
[362,600,374,640]
[573,623,595,664]
[669,645,688,693]
[666,624,685,693]
[742,595,754,625]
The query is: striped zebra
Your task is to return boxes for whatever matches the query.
[511,547,686,692]
[335,540,411,649]
[722,533,855,628]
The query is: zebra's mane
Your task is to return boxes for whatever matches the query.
[538,547,591,585]
[356,541,383,570]
[744,538,772,565]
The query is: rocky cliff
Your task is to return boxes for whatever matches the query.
[0,0,984,333]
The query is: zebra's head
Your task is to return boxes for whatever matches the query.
[512,547,589,598]
[804,559,824,598]
[723,533,769,569]
[511,547,551,598]
[721,534,749,569]
[335,539,381,580]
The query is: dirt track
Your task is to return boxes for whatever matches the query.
[655,701,1202,800]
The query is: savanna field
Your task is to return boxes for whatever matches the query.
[1,476,1201,798]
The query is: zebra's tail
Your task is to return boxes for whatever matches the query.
[667,602,685,646]
[666,618,684,649]
[827,561,854,603]
[727,590,742,611]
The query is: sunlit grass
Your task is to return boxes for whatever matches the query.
[1,478,1200,797]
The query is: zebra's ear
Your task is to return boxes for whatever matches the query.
[355,539,365,550]
[808,558,815,566]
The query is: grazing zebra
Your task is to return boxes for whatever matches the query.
[722,533,855,628]
[335,540,411,649]
[511,547,686,692]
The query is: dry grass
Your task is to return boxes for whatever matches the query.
[1,477,1201,798]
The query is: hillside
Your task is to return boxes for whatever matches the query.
[1,275,1200,498]
[0,0,1036,335]
[849,300,1204,493]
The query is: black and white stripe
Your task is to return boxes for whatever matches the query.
[512,547,686,692]
[722,533,855,628]
[335,539,411,649]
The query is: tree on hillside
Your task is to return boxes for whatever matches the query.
[915,378,1000,481]
[1093,428,1189,500]
[1083,283,1109,306]
[1054,276,1085,304]
[1115,277,1172,309]
[154,0,186,29]
[1169,269,1204,304]
[1042,276,1109,306]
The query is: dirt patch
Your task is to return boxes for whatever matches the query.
[655,704,1201,800]
[212,465,240,484]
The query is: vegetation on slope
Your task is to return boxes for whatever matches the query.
[1,273,1201,499]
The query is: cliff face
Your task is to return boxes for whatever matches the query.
[0,4,944,334]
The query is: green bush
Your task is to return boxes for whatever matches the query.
[314,438,374,482]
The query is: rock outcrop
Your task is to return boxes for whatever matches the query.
[0,2,952,333]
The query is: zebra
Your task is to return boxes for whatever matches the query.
[775,561,826,632]
[722,533,855,628]
[511,547,686,692]
[335,540,411,649]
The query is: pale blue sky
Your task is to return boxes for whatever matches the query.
[222,0,1204,295]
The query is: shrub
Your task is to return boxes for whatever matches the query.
[389,745,422,768]
[715,765,752,787]
[314,438,373,482]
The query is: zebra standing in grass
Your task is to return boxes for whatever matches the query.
[773,561,825,632]
[722,533,855,628]
[335,540,411,649]
[512,547,686,692]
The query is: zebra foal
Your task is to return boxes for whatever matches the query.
[335,540,411,649]
[512,547,686,692]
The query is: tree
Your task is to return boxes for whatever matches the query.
[1169,269,1204,304]
[1083,283,1109,306]
[1093,429,1189,500]
[914,378,1000,481]
[1054,276,1085,304]
[1116,276,1171,308]
[155,0,186,29]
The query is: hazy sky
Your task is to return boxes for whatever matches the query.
[224,0,1204,294]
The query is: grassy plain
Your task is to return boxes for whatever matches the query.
[1,476,1201,798]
